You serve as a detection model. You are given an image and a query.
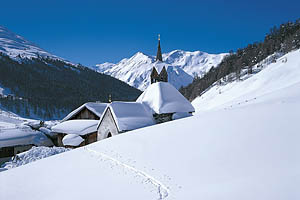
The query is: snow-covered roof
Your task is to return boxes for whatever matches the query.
[62,134,84,147]
[51,120,98,136]
[62,102,108,122]
[0,126,53,148]
[136,82,195,114]
[99,102,155,132]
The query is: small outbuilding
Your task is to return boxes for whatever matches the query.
[97,102,155,140]
[62,102,108,121]
[51,120,98,148]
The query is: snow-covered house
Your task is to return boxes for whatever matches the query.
[62,102,108,121]
[51,120,98,148]
[137,82,195,123]
[97,102,155,140]
[0,124,53,164]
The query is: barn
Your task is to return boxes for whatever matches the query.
[62,102,108,121]
[51,120,98,148]
[97,102,155,140]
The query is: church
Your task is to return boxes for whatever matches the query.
[52,36,195,147]
[97,35,195,140]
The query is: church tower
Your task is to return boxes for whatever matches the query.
[156,34,163,62]
[151,34,168,84]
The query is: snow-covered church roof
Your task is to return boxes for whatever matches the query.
[99,102,155,132]
[52,120,98,136]
[62,102,108,122]
[136,82,195,114]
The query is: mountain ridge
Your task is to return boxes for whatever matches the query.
[0,26,66,62]
[93,50,227,90]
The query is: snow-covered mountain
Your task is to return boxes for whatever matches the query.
[1,49,300,199]
[0,26,141,120]
[94,50,227,90]
[0,26,64,61]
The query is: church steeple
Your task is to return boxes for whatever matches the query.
[151,34,168,84]
[156,34,163,62]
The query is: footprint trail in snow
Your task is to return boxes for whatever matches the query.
[84,147,170,199]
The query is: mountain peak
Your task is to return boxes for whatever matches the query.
[94,50,227,91]
[131,52,151,59]
[0,25,62,61]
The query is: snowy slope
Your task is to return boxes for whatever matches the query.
[0,26,63,60]
[94,50,226,90]
[192,49,300,112]
[1,50,300,199]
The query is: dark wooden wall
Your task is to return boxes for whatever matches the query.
[69,108,100,120]
[153,113,173,124]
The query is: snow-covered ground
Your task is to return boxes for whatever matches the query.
[93,50,226,90]
[1,50,299,199]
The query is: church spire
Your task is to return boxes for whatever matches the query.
[156,34,163,62]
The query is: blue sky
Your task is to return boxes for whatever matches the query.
[1,0,300,66]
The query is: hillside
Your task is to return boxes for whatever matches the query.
[1,49,299,199]
[93,50,226,90]
[180,19,300,101]
[0,26,141,120]
[192,49,300,112]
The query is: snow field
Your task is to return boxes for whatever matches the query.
[1,49,300,200]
